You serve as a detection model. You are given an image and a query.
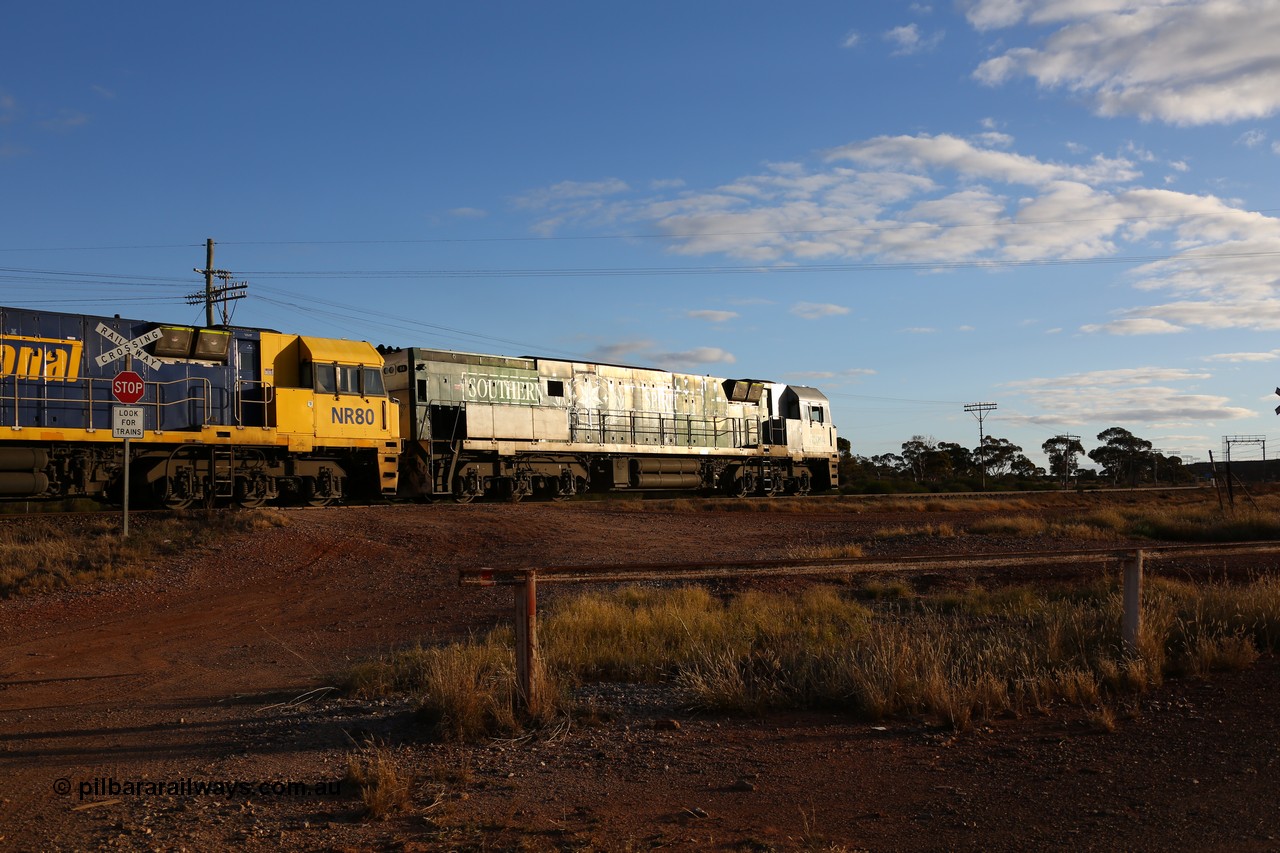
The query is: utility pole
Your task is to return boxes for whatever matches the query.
[189,238,248,326]
[203,239,214,326]
[965,402,997,490]
[1051,433,1081,486]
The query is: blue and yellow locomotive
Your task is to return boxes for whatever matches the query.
[0,306,399,506]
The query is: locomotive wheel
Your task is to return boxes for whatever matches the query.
[234,477,269,509]
[453,475,479,504]
[160,483,195,510]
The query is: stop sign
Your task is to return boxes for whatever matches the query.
[111,370,145,404]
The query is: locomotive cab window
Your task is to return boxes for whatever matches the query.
[304,362,372,396]
[362,367,386,397]
[337,365,360,395]
[309,362,337,394]
[547,380,564,398]
[809,406,826,424]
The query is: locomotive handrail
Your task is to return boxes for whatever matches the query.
[573,409,762,451]
[150,377,212,430]
[233,379,276,428]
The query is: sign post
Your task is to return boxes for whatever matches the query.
[111,364,146,538]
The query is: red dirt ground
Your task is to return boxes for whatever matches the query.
[1,499,1278,851]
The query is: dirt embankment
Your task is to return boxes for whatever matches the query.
[1,500,1278,850]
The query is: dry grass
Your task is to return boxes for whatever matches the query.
[342,639,534,741]
[962,497,1280,543]
[345,573,1280,739]
[345,742,412,819]
[788,543,865,560]
[563,577,1279,731]
[0,509,289,598]
[870,523,958,540]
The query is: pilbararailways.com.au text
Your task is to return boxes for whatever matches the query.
[58,776,344,801]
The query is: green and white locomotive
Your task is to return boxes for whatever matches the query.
[381,347,838,502]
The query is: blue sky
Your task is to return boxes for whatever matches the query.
[5,1,1280,468]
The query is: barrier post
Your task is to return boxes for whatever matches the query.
[1123,550,1144,655]
[514,571,539,714]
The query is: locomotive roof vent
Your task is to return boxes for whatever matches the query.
[723,379,766,403]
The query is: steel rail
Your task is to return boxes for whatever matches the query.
[458,541,1280,586]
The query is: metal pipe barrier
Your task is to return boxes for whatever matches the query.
[459,541,1280,712]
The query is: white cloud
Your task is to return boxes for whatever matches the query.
[828,133,1139,186]
[1080,317,1186,335]
[652,347,737,369]
[1238,129,1268,148]
[841,30,861,48]
[686,309,739,323]
[884,23,944,55]
[790,302,850,319]
[513,178,629,210]
[519,132,1280,335]
[584,340,655,364]
[583,339,735,370]
[903,327,937,334]
[1003,366,1254,425]
[91,84,115,100]
[1203,350,1280,362]
[973,131,1015,148]
[969,0,1280,126]
[449,207,487,219]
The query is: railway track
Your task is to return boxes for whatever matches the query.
[461,540,1280,586]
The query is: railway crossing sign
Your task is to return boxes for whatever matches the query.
[111,370,145,404]
[95,323,162,370]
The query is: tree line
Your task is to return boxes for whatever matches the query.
[838,427,1196,493]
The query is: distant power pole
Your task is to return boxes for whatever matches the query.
[965,402,997,490]
[1052,433,1081,486]
[189,238,248,326]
